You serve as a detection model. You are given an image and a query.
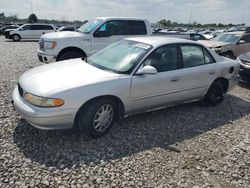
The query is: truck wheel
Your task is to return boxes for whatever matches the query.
[77,99,117,139]
[58,51,85,61]
[12,34,21,41]
[203,82,224,106]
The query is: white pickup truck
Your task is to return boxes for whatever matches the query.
[37,17,152,63]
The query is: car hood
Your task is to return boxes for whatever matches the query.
[19,59,120,96]
[41,31,87,40]
[198,40,229,48]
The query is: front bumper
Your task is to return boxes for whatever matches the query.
[37,50,56,63]
[12,86,78,130]
[239,64,250,82]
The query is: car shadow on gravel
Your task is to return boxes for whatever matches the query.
[13,94,250,168]
[5,40,39,42]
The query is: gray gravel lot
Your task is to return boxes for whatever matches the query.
[0,36,250,188]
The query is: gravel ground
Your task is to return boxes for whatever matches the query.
[0,36,250,188]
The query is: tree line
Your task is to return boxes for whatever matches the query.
[157,19,245,28]
[0,12,87,25]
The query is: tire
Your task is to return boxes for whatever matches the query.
[58,51,85,61]
[222,51,234,59]
[12,34,21,41]
[203,82,224,106]
[77,99,117,138]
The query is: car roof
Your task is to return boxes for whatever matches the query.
[95,17,148,21]
[125,36,197,47]
[222,31,245,35]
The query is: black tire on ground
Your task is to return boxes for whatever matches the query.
[77,99,117,139]
[58,51,85,61]
[12,34,21,41]
[203,82,224,106]
[222,51,234,59]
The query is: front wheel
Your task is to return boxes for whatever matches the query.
[58,51,85,61]
[77,99,116,138]
[12,34,21,41]
[203,82,224,106]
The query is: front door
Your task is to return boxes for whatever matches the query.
[130,44,184,111]
[234,34,250,57]
[91,20,127,54]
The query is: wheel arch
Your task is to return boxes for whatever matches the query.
[212,77,229,93]
[73,95,125,127]
[56,46,87,61]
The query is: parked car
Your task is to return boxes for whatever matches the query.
[199,32,250,59]
[0,25,19,35]
[6,24,56,41]
[37,17,152,63]
[13,37,239,138]
[57,26,76,32]
[238,52,250,82]
[156,32,213,41]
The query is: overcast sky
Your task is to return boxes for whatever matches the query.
[0,0,249,25]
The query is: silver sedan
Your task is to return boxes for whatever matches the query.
[13,37,239,138]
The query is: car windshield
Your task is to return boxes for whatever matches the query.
[87,40,152,74]
[212,34,240,43]
[77,19,103,34]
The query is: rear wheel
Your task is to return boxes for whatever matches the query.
[77,99,116,138]
[203,82,224,106]
[58,51,85,61]
[12,34,21,41]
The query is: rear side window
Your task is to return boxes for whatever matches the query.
[181,45,215,68]
[126,21,147,35]
[30,25,53,30]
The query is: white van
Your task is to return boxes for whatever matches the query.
[7,24,55,41]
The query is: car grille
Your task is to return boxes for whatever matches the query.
[241,59,250,65]
[39,38,45,51]
[18,84,24,98]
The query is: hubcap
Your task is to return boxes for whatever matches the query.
[14,35,19,40]
[93,104,113,133]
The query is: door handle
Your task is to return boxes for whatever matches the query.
[171,77,180,82]
[209,70,216,74]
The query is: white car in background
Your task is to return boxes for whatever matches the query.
[13,37,239,138]
[6,24,55,41]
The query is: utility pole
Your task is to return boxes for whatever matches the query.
[188,10,193,25]
[31,0,33,14]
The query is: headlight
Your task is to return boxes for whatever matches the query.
[44,41,57,49]
[24,93,64,107]
[212,46,222,53]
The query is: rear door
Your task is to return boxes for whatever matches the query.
[178,44,218,100]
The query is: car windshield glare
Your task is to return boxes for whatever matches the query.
[87,40,151,74]
[212,34,240,43]
[77,19,103,34]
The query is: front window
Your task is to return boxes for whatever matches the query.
[77,19,103,34]
[87,40,152,74]
[212,34,240,43]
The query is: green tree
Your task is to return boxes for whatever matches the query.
[28,14,38,23]
[158,19,167,27]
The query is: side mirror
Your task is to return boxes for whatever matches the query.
[19,27,24,31]
[136,65,157,75]
[237,40,246,45]
[94,31,110,37]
